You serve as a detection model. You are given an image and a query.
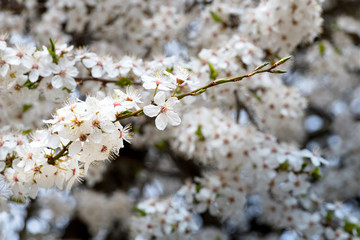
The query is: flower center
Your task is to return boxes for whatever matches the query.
[92,119,100,127]
[59,70,67,77]
[101,145,108,152]
[79,133,87,142]
[160,105,168,113]
[33,166,41,173]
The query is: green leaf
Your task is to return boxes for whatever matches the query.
[115,77,133,87]
[254,62,270,71]
[22,104,33,113]
[120,110,132,115]
[318,40,325,57]
[49,38,56,52]
[270,69,287,74]
[115,110,133,120]
[214,79,228,84]
[208,63,218,80]
[133,206,147,217]
[344,220,360,236]
[250,90,262,102]
[301,162,308,170]
[310,167,322,180]
[23,80,39,89]
[62,87,72,93]
[195,125,205,141]
[47,38,59,64]
[334,47,342,55]
[210,11,222,23]
[197,89,207,94]
[155,140,168,151]
[171,224,177,232]
[10,197,26,204]
[22,129,32,135]
[195,184,203,193]
[278,161,290,171]
[273,56,292,66]
[166,67,174,73]
[325,210,333,224]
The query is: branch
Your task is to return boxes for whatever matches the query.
[116,56,292,121]
[176,56,290,100]
[234,90,262,131]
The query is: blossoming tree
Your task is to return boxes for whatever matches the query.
[1,0,360,239]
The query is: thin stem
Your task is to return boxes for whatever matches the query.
[116,109,144,120]
[116,56,291,121]
[172,83,180,97]
[234,90,262,131]
[175,59,288,100]
[153,84,159,100]
[48,141,72,165]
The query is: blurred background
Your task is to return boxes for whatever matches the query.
[1,0,360,239]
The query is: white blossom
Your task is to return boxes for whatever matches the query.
[143,91,181,130]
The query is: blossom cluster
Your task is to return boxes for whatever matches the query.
[130,197,199,240]
[2,0,360,239]
[75,190,131,235]
[0,90,136,203]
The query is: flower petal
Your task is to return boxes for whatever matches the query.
[69,141,82,156]
[91,65,103,78]
[154,91,166,105]
[143,81,156,90]
[51,75,63,88]
[143,105,160,117]
[155,113,167,130]
[29,70,39,83]
[166,97,180,107]
[166,111,181,126]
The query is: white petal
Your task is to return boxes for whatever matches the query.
[55,175,65,190]
[22,56,33,68]
[82,58,96,68]
[119,68,130,76]
[166,111,181,126]
[141,75,154,82]
[49,63,60,74]
[157,84,171,91]
[39,65,52,77]
[64,77,76,90]
[29,70,39,83]
[0,64,9,77]
[155,113,167,130]
[51,75,63,88]
[68,67,79,77]
[0,162,5,171]
[166,97,180,107]
[143,81,156,90]
[69,141,82,156]
[154,91,166,105]
[143,105,160,117]
[91,66,103,78]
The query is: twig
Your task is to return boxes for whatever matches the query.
[116,56,292,121]
[234,90,262,131]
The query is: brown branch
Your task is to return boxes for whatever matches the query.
[116,56,292,121]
